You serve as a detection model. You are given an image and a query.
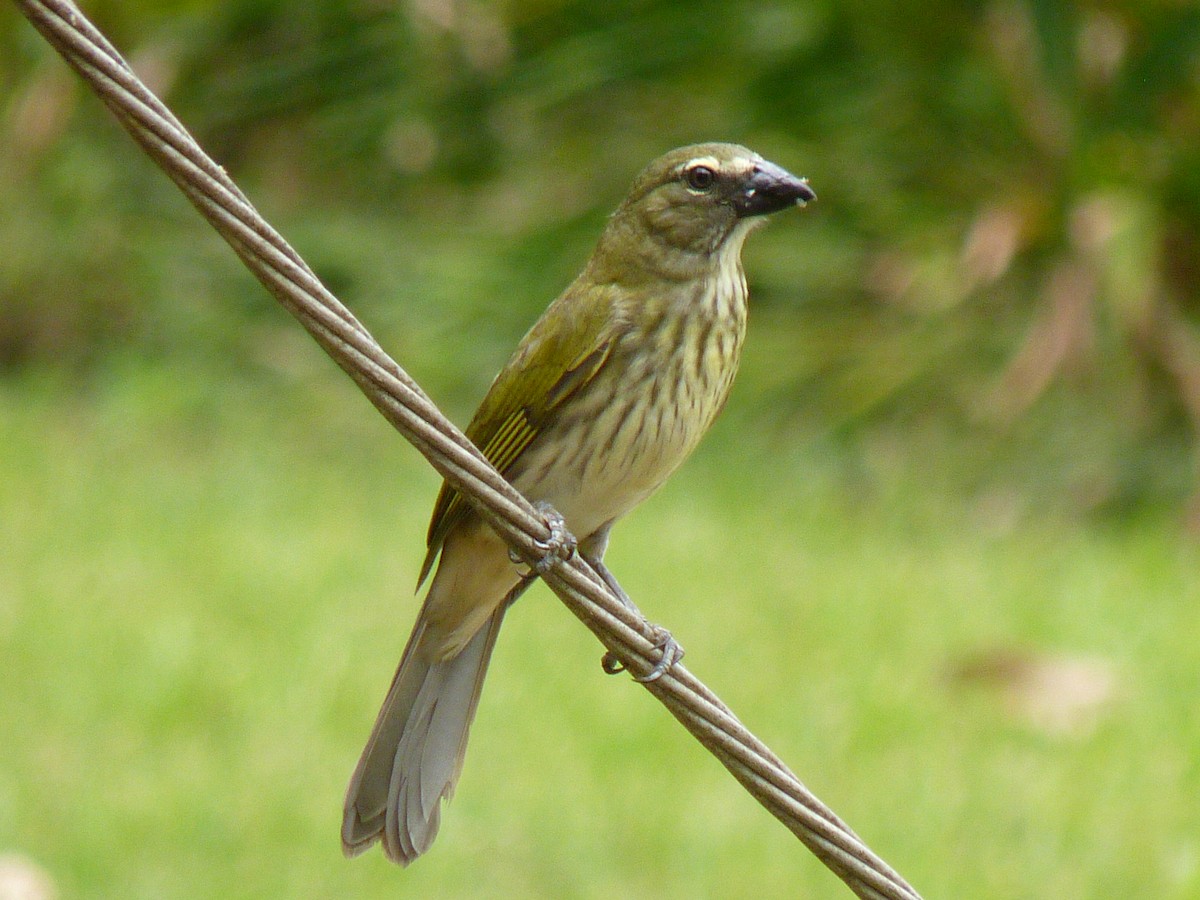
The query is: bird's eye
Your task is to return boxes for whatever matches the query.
[684,165,716,192]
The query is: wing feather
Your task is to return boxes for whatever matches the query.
[416,285,616,588]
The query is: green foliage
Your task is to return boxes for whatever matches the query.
[4,0,1200,509]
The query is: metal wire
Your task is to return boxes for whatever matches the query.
[12,2,923,897]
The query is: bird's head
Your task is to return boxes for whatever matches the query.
[590,143,813,283]
[599,143,814,274]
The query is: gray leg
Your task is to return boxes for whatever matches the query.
[580,523,684,683]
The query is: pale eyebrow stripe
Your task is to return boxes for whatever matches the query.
[681,155,722,172]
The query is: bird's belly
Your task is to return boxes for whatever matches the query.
[509,358,734,542]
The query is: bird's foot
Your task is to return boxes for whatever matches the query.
[602,626,684,682]
[523,501,576,573]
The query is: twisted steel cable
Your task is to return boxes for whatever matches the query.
[12,2,922,897]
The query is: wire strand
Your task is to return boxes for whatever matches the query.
[12,2,922,897]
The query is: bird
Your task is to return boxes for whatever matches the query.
[342,142,814,865]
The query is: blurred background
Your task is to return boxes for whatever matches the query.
[2,0,1198,897]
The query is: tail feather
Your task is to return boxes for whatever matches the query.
[342,605,507,864]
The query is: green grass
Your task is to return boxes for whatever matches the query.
[2,365,1198,899]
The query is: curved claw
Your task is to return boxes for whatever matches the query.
[518,501,576,573]
[635,628,684,683]
[600,628,684,682]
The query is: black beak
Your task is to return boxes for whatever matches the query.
[735,160,816,218]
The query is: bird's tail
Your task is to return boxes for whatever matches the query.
[341,603,507,864]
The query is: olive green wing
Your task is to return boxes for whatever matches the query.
[416,287,615,588]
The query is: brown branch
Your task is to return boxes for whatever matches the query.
[11,2,922,897]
